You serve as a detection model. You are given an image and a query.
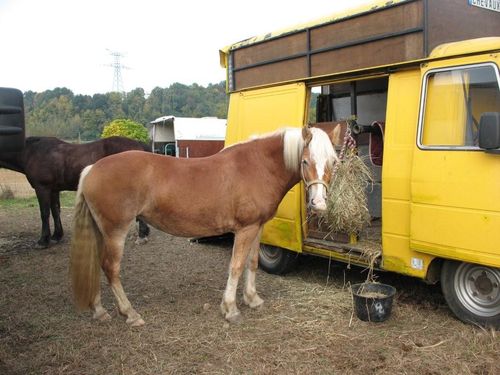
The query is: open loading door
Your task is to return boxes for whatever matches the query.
[225,83,307,252]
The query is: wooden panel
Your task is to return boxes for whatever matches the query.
[234,57,307,90]
[311,33,424,77]
[427,0,500,54]
[233,32,307,68]
[310,0,423,50]
[228,0,500,91]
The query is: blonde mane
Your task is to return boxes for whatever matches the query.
[283,127,337,171]
[282,128,304,171]
[225,127,336,172]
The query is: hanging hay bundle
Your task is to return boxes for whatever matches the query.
[323,150,373,235]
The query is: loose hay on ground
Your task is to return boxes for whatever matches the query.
[0,206,499,374]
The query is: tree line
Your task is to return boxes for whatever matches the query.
[24,82,228,141]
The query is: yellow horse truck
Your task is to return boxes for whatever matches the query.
[220,0,500,328]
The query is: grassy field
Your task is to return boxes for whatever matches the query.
[0,191,76,209]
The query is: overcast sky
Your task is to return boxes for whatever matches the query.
[0,0,374,95]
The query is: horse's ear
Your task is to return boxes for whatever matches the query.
[330,124,342,146]
[302,126,313,145]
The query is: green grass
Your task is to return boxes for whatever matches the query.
[0,191,76,209]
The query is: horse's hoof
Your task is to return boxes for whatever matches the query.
[93,311,112,321]
[226,311,243,324]
[127,317,145,327]
[135,237,149,245]
[35,241,49,249]
[51,236,63,243]
[225,311,242,324]
[245,296,264,310]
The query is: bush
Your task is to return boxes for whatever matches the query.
[101,119,149,143]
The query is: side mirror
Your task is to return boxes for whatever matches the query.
[478,112,500,154]
[0,87,25,152]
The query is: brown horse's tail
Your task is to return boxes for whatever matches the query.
[70,165,103,310]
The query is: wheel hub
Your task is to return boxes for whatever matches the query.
[456,264,500,317]
[473,272,494,296]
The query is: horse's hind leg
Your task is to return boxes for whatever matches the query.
[135,218,150,245]
[101,230,145,326]
[243,227,264,309]
[50,191,64,242]
[92,290,111,321]
[221,225,261,323]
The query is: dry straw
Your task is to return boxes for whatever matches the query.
[322,149,373,236]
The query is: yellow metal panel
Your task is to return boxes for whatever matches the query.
[429,37,500,59]
[410,55,500,269]
[411,204,500,267]
[225,83,307,252]
[382,235,435,278]
[382,69,437,277]
[411,151,500,268]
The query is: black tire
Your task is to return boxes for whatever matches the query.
[441,260,500,329]
[258,244,298,275]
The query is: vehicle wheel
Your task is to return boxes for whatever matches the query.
[259,244,298,275]
[441,260,500,329]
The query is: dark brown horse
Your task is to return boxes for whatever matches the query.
[70,127,338,326]
[0,136,151,247]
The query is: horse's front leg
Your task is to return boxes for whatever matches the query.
[50,190,64,242]
[34,186,52,248]
[243,226,264,309]
[221,224,261,323]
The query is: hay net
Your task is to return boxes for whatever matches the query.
[321,125,373,236]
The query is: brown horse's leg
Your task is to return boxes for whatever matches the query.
[135,218,150,245]
[34,186,51,248]
[221,225,261,323]
[243,226,264,309]
[50,191,64,242]
[101,231,145,326]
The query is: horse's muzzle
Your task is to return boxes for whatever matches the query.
[309,198,327,213]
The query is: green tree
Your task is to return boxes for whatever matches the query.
[101,118,149,143]
[23,81,228,141]
[123,88,146,123]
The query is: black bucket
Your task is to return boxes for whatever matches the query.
[351,282,396,322]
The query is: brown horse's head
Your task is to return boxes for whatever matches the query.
[300,127,338,212]
[283,127,338,213]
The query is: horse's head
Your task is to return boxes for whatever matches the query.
[300,127,338,212]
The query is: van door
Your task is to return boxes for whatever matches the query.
[225,83,307,251]
[410,62,500,267]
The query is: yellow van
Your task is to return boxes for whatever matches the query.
[220,0,500,328]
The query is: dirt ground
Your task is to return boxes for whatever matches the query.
[0,205,498,375]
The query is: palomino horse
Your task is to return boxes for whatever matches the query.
[70,127,338,326]
[0,136,150,247]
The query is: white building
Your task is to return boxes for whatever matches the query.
[148,116,227,157]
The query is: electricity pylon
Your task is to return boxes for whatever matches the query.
[106,49,129,94]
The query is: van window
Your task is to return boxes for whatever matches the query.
[420,64,500,148]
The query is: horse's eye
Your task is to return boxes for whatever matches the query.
[302,159,308,166]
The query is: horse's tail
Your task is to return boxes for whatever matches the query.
[70,165,103,310]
